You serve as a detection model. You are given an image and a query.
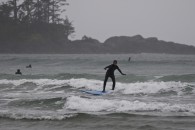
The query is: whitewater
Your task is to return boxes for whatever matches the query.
[0,54,195,130]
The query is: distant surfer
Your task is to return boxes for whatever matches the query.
[15,69,22,75]
[128,57,131,62]
[26,64,32,68]
[102,60,126,92]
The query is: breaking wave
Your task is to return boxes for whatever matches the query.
[64,95,195,114]
[0,78,194,95]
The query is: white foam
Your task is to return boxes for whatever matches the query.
[0,109,75,120]
[117,81,188,95]
[0,78,191,95]
[0,78,101,88]
[67,79,191,95]
[0,79,68,86]
[64,96,195,114]
[67,78,103,90]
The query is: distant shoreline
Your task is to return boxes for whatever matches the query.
[0,53,195,55]
[1,35,195,54]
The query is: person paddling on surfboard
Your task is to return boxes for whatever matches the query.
[103,60,126,92]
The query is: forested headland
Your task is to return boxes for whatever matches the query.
[0,0,195,54]
[0,0,75,53]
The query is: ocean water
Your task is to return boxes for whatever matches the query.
[0,54,195,130]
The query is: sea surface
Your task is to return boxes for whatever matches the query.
[0,54,195,130]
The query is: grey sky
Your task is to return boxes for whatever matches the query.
[66,0,195,46]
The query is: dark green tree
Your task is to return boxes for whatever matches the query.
[63,17,75,41]
[19,0,35,23]
[6,0,20,22]
[34,0,42,23]
[50,0,68,23]
[0,0,75,44]
[13,0,18,21]
[0,2,13,23]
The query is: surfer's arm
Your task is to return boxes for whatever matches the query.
[117,67,126,75]
[104,65,111,70]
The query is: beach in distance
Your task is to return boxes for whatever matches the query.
[0,53,195,130]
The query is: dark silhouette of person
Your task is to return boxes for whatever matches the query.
[26,64,32,68]
[103,60,126,92]
[15,69,22,75]
[128,57,131,62]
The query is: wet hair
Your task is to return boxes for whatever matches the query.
[113,60,117,64]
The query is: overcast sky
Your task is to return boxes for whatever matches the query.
[66,0,195,46]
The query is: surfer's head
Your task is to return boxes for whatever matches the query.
[113,60,117,65]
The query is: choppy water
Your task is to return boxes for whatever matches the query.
[0,54,195,130]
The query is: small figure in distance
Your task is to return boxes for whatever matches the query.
[15,69,22,75]
[128,57,131,62]
[26,64,32,68]
[103,60,126,92]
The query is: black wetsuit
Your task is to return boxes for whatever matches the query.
[15,71,22,75]
[103,64,124,91]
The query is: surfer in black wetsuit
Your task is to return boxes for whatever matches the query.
[15,69,22,75]
[103,60,126,92]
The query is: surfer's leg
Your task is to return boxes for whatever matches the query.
[103,75,109,92]
[110,75,115,90]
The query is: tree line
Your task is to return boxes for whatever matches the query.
[0,0,75,44]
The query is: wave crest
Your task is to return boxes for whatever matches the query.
[64,96,195,114]
[0,78,194,95]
